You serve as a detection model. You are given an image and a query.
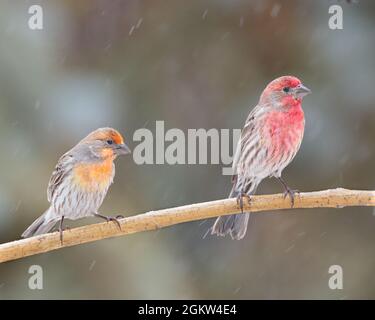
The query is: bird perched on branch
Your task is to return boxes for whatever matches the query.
[210,76,311,240]
[22,127,131,242]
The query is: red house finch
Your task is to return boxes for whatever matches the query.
[22,127,131,241]
[211,76,311,240]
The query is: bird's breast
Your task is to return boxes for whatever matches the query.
[72,158,115,193]
[263,106,305,156]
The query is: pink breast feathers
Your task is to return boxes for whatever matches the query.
[264,104,305,160]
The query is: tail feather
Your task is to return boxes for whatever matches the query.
[22,209,58,238]
[210,179,257,240]
[211,212,250,240]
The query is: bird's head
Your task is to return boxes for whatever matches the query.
[80,127,131,159]
[259,75,311,107]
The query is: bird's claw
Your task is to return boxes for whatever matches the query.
[95,213,122,230]
[107,216,122,230]
[283,188,300,207]
[236,193,251,213]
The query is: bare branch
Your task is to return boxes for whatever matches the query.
[0,188,373,263]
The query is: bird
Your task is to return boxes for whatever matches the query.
[21,127,131,242]
[210,76,311,240]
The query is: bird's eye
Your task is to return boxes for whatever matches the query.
[283,87,290,93]
[106,139,114,145]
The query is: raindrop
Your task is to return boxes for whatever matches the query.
[202,9,208,20]
[270,4,282,18]
[239,16,244,27]
[129,25,135,36]
[233,286,241,295]
[89,260,96,271]
[285,244,295,253]
[136,18,143,29]
[12,200,22,214]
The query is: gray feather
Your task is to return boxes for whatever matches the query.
[21,210,58,238]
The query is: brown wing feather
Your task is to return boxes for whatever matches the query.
[47,153,75,202]
[231,104,265,180]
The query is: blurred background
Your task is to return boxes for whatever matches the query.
[0,0,374,299]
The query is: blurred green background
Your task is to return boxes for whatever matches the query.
[0,0,374,299]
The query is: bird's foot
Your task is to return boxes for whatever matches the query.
[94,213,122,230]
[236,193,251,213]
[283,188,300,207]
[108,216,122,230]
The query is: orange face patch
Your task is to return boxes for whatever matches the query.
[87,129,124,145]
[73,159,114,192]
[110,131,124,145]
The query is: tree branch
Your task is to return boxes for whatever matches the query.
[0,188,374,263]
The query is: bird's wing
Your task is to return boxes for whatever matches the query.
[47,152,75,203]
[231,104,264,180]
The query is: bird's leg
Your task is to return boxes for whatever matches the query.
[59,216,65,245]
[94,213,122,230]
[277,176,299,207]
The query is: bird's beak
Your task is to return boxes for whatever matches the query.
[294,84,311,98]
[115,143,131,155]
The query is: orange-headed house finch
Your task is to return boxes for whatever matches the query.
[211,76,311,240]
[22,127,131,241]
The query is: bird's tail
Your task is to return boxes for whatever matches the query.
[21,208,59,238]
[210,179,257,240]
